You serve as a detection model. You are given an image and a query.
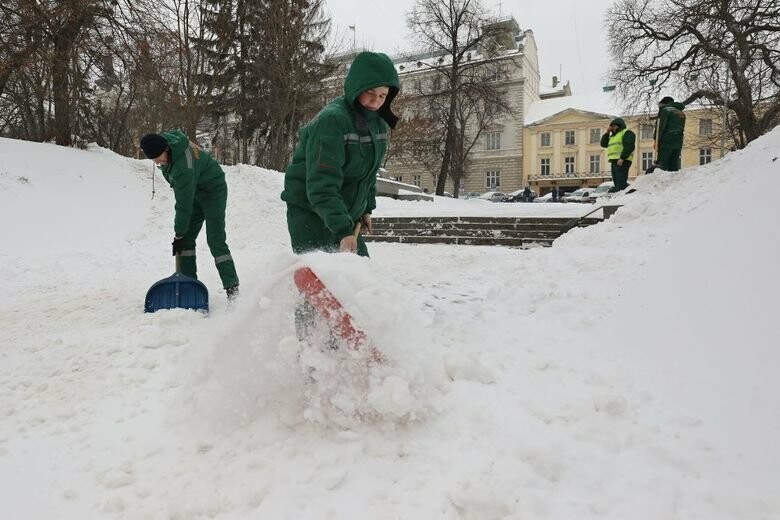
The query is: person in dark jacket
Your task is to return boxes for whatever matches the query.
[600,117,636,192]
[140,130,239,300]
[654,96,686,171]
[281,51,400,258]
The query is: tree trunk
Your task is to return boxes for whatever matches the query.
[52,33,72,146]
[436,84,458,195]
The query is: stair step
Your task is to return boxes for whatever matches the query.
[363,215,602,247]
[372,223,571,232]
[372,216,600,225]
[363,234,555,247]
[369,228,560,239]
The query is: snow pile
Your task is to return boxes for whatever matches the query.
[1,132,778,519]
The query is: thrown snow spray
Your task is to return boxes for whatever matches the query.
[293,306,428,428]
[288,252,446,428]
[174,251,445,433]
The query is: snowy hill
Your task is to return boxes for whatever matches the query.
[1,134,778,519]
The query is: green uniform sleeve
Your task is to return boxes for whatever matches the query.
[657,109,668,142]
[366,174,377,213]
[304,116,354,238]
[171,160,196,236]
[621,130,636,160]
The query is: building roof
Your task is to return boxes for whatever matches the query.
[525,87,715,126]
[525,89,625,125]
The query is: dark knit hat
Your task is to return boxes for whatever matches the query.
[659,96,674,105]
[140,133,168,159]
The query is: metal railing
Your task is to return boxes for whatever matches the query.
[528,171,610,181]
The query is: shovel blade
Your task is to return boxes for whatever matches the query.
[145,272,209,313]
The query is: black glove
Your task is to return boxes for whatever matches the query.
[171,236,185,256]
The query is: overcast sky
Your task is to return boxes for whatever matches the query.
[324,0,616,94]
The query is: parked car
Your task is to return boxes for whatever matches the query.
[476,191,507,202]
[589,181,614,202]
[561,188,594,203]
[462,192,482,200]
[533,192,554,203]
[503,188,537,202]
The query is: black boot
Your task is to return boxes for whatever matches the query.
[226,284,239,301]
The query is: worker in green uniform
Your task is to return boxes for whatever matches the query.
[654,95,687,172]
[281,51,400,345]
[140,130,239,300]
[281,51,401,258]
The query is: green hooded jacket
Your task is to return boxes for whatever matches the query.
[158,130,226,236]
[655,101,686,149]
[281,51,401,239]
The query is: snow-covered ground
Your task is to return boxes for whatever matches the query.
[1,133,778,519]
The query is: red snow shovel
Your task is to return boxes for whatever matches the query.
[293,224,384,363]
[144,254,209,313]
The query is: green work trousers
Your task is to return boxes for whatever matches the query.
[179,184,239,289]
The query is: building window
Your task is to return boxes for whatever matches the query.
[642,151,654,171]
[590,128,601,144]
[589,154,601,173]
[486,170,501,189]
[640,124,655,140]
[699,148,712,165]
[395,176,403,182]
[540,132,551,147]
[699,118,713,136]
[564,156,576,175]
[564,130,576,146]
[485,131,501,150]
[413,174,421,186]
[540,157,550,176]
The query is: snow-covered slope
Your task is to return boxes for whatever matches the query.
[1,133,778,519]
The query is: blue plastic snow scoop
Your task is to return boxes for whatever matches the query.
[144,255,209,313]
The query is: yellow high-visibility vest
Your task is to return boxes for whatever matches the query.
[607,129,634,161]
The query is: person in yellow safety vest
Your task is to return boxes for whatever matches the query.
[600,117,636,192]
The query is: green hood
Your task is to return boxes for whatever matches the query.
[344,51,401,128]
[669,101,685,110]
[162,130,191,161]
[610,117,627,130]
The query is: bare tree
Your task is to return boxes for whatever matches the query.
[386,95,444,183]
[0,2,45,98]
[606,0,780,147]
[0,0,154,149]
[406,0,515,195]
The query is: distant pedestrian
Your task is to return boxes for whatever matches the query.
[140,130,239,300]
[551,186,559,202]
[600,117,635,192]
[654,96,686,172]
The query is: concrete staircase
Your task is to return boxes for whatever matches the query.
[363,215,603,247]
